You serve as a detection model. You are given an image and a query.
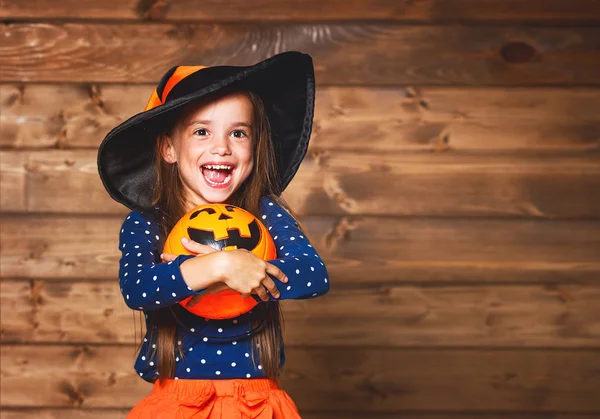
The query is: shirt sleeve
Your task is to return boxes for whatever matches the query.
[118,210,204,311]
[259,197,331,300]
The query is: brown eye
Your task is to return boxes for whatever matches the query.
[193,128,208,136]
[231,130,248,139]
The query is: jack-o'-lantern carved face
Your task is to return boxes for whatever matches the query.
[162,203,276,319]
[164,204,275,260]
[187,205,261,252]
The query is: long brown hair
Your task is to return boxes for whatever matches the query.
[136,88,303,382]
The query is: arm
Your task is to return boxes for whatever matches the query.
[260,197,330,300]
[118,210,205,311]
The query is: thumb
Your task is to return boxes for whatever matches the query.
[181,237,218,255]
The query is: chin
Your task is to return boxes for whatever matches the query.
[197,185,236,204]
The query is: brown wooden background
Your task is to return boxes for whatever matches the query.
[1,1,600,418]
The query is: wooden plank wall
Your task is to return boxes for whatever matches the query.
[1,1,600,418]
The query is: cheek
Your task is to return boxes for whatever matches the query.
[237,142,254,167]
[178,141,205,163]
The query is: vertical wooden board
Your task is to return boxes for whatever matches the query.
[0,151,27,211]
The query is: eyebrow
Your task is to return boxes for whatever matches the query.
[187,119,252,128]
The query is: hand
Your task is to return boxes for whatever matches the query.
[160,237,218,262]
[215,249,288,301]
[161,237,221,308]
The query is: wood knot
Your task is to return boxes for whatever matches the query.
[433,133,451,152]
[88,85,105,109]
[309,148,329,166]
[107,372,117,386]
[404,87,419,98]
[27,242,49,260]
[378,287,394,304]
[324,216,360,249]
[57,381,84,407]
[500,42,536,64]
[136,0,171,20]
[4,85,25,107]
[31,280,45,306]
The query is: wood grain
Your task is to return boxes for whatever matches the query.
[2,0,600,22]
[0,150,27,211]
[2,280,599,347]
[2,344,599,411]
[2,215,599,284]
[2,24,599,85]
[2,84,600,152]
[2,149,600,217]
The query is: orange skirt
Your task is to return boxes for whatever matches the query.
[126,377,302,419]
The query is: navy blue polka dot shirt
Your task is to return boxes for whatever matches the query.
[118,196,330,382]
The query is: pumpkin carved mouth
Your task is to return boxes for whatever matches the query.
[187,219,261,251]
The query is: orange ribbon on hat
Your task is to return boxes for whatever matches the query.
[145,66,207,111]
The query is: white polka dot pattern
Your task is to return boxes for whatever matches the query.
[118,211,201,311]
[126,197,329,382]
[256,197,330,301]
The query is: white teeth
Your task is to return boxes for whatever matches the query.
[203,164,232,170]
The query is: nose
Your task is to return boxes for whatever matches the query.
[210,132,231,156]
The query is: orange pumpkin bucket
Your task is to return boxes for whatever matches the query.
[163,204,276,319]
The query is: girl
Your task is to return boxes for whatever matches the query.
[97,52,330,418]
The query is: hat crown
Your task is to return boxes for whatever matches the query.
[145,65,207,111]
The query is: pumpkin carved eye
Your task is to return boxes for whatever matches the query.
[190,207,216,219]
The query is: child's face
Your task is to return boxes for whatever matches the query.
[161,92,254,209]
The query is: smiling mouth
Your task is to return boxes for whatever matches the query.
[201,164,234,187]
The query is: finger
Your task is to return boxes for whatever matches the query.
[265,262,288,283]
[160,252,178,262]
[253,285,270,302]
[261,276,280,298]
[181,237,218,255]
